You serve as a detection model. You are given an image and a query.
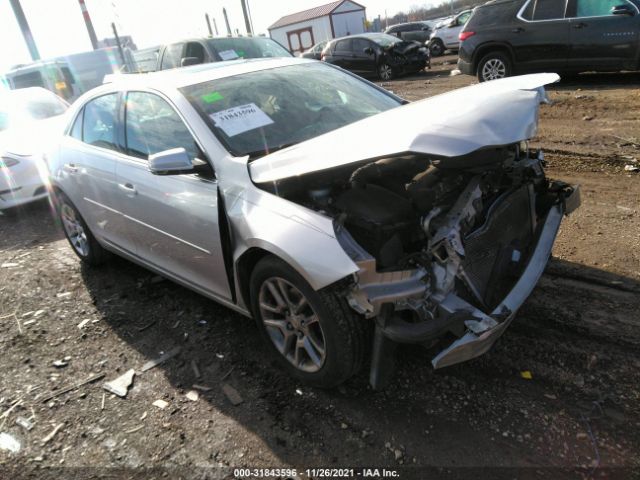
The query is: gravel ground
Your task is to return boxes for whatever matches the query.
[0,56,639,479]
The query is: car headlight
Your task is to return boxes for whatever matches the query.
[0,157,19,169]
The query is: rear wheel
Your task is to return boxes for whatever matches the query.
[56,191,109,266]
[429,38,445,57]
[250,256,369,388]
[477,52,512,82]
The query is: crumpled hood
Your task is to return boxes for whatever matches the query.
[389,41,422,55]
[250,73,560,184]
[0,115,67,157]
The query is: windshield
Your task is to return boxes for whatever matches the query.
[181,63,401,159]
[206,37,291,60]
[366,33,403,48]
[0,88,68,132]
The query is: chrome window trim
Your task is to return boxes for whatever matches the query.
[517,0,639,22]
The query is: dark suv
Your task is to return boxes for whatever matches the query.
[458,0,640,82]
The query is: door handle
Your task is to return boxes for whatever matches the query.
[573,22,588,29]
[63,163,78,173]
[512,27,524,33]
[118,183,137,195]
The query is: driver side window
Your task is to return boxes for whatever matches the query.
[124,91,199,161]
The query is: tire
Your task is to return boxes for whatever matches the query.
[55,191,109,266]
[378,63,395,81]
[250,256,369,388]
[429,38,445,57]
[477,51,512,82]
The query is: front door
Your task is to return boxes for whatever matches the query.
[115,91,231,299]
[567,0,639,69]
[512,0,570,71]
[351,38,376,73]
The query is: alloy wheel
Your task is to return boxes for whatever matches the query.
[481,58,507,81]
[258,277,327,373]
[379,64,393,81]
[60,203,90,257]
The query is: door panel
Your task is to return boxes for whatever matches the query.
[568,0,639,68]
[351,39,375,73]
[511,20,571,70]
[116,91,231,299]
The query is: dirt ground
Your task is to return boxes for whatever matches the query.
[1,56,639,480]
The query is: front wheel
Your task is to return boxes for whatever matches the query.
[56,191,109,266]
[378,63,395,81]
[250,256,369,388]
[429,38,445,57]
[477,52,512,82]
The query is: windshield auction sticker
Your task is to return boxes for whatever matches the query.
[218,49,240,60]
[209,103,274,137]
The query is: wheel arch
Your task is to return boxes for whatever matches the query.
[472,42,515,74]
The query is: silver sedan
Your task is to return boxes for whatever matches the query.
[47,58,579,388]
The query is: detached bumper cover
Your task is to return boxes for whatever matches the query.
[431,186,580,368]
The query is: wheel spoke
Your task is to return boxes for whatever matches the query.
[276,279,294,309]
[263,318,287,333]
[259,301,281,314]
[303,337,323,368]
[265,280,286,309]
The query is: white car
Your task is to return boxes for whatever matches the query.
[1,87,68,214]
[429,10,472,57]
[48,58,579,388]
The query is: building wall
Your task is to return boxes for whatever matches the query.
[269,17,333,54]
[331,9,366,37]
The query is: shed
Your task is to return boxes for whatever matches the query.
[269,1,366,55]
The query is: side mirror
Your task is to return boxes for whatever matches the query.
[611,4,634,15]
[148,148,195,175]
[364,47,374,55]
[181,56,202,67]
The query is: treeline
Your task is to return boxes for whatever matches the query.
[386,0,488,24]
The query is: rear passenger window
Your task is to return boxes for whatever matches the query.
[522,0,566,20]
[124,92,199,161]
[334,39,353,53]
[82,94,119,150]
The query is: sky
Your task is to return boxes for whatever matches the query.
[0,0,441,72]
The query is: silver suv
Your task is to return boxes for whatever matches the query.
[48,58,579,388]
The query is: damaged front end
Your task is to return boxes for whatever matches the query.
[249,73,579,388]
[384,41,430,72]
[332,147,580,387]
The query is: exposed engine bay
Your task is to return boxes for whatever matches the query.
[256,142,579,382]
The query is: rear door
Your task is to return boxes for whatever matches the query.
[512,0,570,71]
[567,0,639,69]
[330,39,354,69]
[58,93,133,250]
[115,90,231,299]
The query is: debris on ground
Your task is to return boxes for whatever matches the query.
[41,373,105,403]
[103,369,135,398]
[624,164,639,172]
[77,319,90,329]
[192,384,212,392]
[520,371,533,380]
[222,384,243,406]
[41,423,64,445]
[52,358,70,368]
[16,416,34,431]
[140,347,181,372]
[185,390,199,402]
[190,360,201,379]
[152,400,169,410]
[0,432,21,453]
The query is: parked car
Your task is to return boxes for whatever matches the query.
[156,36,292,70]
[385,21,435,43]
[1,87,68,214]
[458,0,640,82]
[322,33,430,80]
[429,9,472,56]
[300,41,328,60]
[48,58,579,388]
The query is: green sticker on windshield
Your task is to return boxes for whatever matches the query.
[202,91,224,103]
[237,50,245,57]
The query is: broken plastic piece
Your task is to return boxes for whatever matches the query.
[103,369,135,398]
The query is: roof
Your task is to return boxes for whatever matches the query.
[268,1,364,30]
[100,57,315,91]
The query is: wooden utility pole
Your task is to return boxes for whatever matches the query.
[9,0,40,60]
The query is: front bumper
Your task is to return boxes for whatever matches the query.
[0,156,48,210]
